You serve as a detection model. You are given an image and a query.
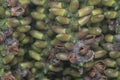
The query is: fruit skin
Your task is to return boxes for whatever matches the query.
[102,0,116,7]
[69,0,79,13]
[104,69,119,78]
[89,0,101,6]
[49,8,66,16]
[104,11,117,19]
[94,50,107,59]
[78,6,94,17]
[104,34,114,43]
[56,33,71,42]
[56,16,70,24]
[30,30,44,40]
[104,58,116,68]
[91,15,104,23]
[29,50,41,61]
[3,54,14,64]
[78,15,91,26]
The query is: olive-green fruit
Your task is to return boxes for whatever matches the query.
[48,65,63,72]
[94,50,107,59]
[31,12,46,20]
[48,1,62,8]
[89,0,101,5]
[17,25,31,33]
[21,36,31,44]
[52,26,66,34]
[33,40,47,48]
[19,0,31,4]
[36,21,48,30]
[104,11,117,19]
[69,0,79,13]
[109,51,120,59]
[56,16,70,24]
[78,15,91,26]
[104,69,119,78]
[92,8,103,15]
[29,50,41,61]
[91,14,104,23]
[20,62,33,69]
[104,59,116,67]
[88,27,102,35]
[116,58,120,66]
[56,53,69,60]
[31,44,41,53]
[56,33,71,42]
[3,54,14,64]
[31,0,46,5]
[30,30,44,40]
[49,8,66,16]
[36,7,45,13]
[104,34,114,43]
[64,42,74,50]
[78,6,94,17]
[20,17,32,25]
[34,62,45,69]
[6,18,20,28]
[102,0,116,7]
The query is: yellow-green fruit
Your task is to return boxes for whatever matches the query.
[104,69,119,78]
[78,6,94,17]
[48,65,63,72]
[104,59,116,67]
[52,26,66,34]
[31,44,41,53]
[29,50,41,61]
[21,36,31,44]
[34,62,45,69]
[36,7,45,13]
[56,34,71,42]
[31,12,46,20]
[104,34,114,42]
[17,25,31,33]
[91,15,104,23]
[64,42,74,50]
[69,0,79,13]
[89,0,101,5]
[78,15,91,26]
[56,53,69,60]
[94,50,107,59]
[36,21,48,30]
[20,17,32,25]
[3,54,14,64]
[51,39,61,46]
[19,0,31,4]
[33,40,47,48]
[92,8,103,15]
[48,1,62,8]
[30,30,44,40]
[6,18,20,28]
[88,27,102,35]
[20,62,33,69]
[49,8,66,16]
[104,11,117,19]
[102,0,116,7]
[56,16,70,24]
[31,0,46,5]
[109,51,120,59]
